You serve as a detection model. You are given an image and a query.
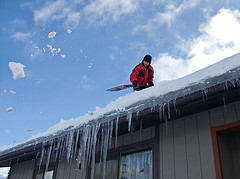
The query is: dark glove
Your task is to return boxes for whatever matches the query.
[133,80,140,91]
[148,81,154,86]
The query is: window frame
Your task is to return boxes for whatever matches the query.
[91,144,154,179]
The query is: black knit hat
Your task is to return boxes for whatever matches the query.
[143,54,152,63]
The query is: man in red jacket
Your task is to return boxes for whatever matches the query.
[130,54,154,91]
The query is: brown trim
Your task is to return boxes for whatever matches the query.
[211,120,240,179]
[211,127,223,179]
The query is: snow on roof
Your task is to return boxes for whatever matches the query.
[1,52,240,155]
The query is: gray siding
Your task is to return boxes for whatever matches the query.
[9,160,35,179]
[8,101,240,179]
[55,158,85,179]
[159,101,240,179]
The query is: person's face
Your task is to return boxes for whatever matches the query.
[143,60,150,67]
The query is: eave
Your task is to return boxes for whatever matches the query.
[0,77,240,167]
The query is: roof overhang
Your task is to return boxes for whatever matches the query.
[0,77,240,167]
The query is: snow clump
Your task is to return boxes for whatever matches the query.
[9,90,16,94]
[48,31,56,38]
[6,107,13,112]
[9,62,26,80]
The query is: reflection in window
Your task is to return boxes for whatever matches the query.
[35,169,54,179]
[94,155,118,179]
[119,147,152,179]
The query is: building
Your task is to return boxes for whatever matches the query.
[0,53,240,179]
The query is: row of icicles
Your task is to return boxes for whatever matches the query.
[37,80,236,178]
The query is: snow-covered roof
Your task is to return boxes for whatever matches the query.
[1,52,240,156]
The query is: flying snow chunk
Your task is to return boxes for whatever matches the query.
[9,62,26,80]
[9,90,16,94]
[67,29,72,34]
[6,107,13,112]
[47,44,52,50]
[48,31,56,38]
[61,55,66,58]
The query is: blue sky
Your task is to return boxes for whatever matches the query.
[1,0,240,152]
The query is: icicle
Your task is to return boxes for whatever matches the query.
[222,96,227,112]
[203,88,208,100]
[96,131,101,155]
[151,100,155,112]
[38,141,46,172]
[173,98,178,115]
[77,127,88,172]
[229,79,236,87]
[167,101,171,120]
[100,127,104,163]
[54,138,61,162]
[70,135,75,162]
[109,120,114,150]
[159,104,162,121]
[136,111,139,120]
[127,112,132,132]
[87,126,94,165]
[36,151,40,159]
[85,126,92,167]
[59,137,65,161]
[90,123,101,179]
[151,106,154,113]
[224,81,229,90]
[45,140,53,177]
[76,124,101,178]
[162,103,166,121]
[236,78,240,86]
[115,116,119,149]
[73,129,80,160]
[102,122,110,179]
[66,130,74,162]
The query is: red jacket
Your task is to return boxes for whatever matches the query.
[130,62,154,85]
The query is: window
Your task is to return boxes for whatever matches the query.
[119,147,152,179]
[93,147,153,179]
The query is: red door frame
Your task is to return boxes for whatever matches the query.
[211,120,240,179]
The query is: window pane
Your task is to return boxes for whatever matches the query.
[119,147,152,179]
[44,170,54,179]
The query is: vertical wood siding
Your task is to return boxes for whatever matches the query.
[159,100,240,179]
[9,160,35,179]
